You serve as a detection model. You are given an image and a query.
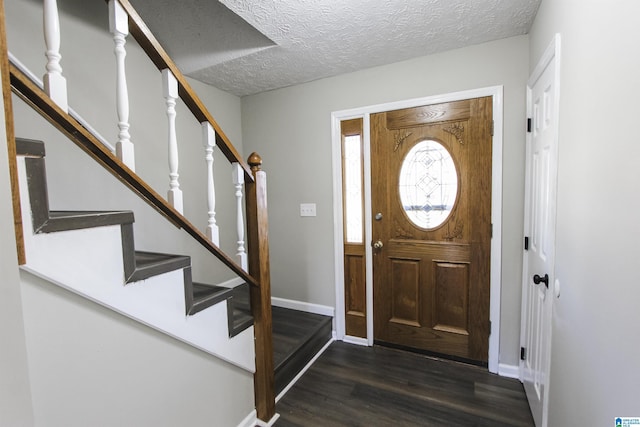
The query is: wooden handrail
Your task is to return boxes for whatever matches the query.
[112,0,254,181]
[9,62,259,288]
[0,0,24,264]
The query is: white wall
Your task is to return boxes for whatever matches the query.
[242,35,530,366]
[529,0,640,424]
[20,271,254,427]
[0,63,35,426]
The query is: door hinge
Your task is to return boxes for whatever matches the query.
[527,118,532,133]
[490,223,493,238]
[490,120,494,136]
[520,346,527,361]
[489,320,492,334]
[524,236,529,251]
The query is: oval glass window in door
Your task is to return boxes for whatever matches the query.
[399,140,458,229]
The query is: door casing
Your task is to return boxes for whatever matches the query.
[331,86,503,373]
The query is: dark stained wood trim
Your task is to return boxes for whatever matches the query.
[246,153,275,422]
[112,0,253,181]
[467,96,493,361]
[386,100,471,129]
[9,63,258,288]
[0,0,25,264]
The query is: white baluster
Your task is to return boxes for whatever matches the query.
[232,163,247,271]
[202,123,219,245]
[109,0,135,170]
[162,69,183,213]
[43,0,68,111]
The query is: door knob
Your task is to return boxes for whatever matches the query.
[372,240,383,249]
[533,273,549,288]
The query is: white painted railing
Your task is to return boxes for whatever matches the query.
[202,123,220,246]
[43,0,68,112]
[109,0,135,170]
[22,0,251,267]
[163,69,183,214]
[232,163,248,271]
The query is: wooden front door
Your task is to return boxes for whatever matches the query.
[371,97,493,363]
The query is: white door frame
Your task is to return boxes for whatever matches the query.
[331,86,503,373]
[519,33,561,427]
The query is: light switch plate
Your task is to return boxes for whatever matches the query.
[300,203,316,217]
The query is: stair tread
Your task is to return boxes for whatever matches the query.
[272,307,333,372]
[42,210,134,231]
[188,282,234,315]
[134,250,190,267]
[49,210,132,218]
[127,251,190,282]
[272,307,333,395]
[191,282,231,299]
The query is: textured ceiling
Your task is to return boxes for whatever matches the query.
[132,0,541,97]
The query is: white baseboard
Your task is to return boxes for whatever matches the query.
[238,410,280,427]
[498,363,520,379]
[271,297,335,317]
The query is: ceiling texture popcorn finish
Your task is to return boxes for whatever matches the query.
[133,0,542,96]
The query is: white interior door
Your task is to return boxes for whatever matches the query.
[520,35,560,427]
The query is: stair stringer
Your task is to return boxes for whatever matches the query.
[16,156,255,373]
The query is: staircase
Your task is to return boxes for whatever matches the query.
[3,0,335,423]
[16,136,334,398]
[16,137,256,370]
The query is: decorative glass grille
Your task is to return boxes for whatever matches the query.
[399,140,457,229]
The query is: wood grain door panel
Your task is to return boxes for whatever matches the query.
[344,244,366,337]
[389,257,421,327]
[433,261,470,335]
[372,97,492,363]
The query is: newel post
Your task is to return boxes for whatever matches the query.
[245,153,276,422]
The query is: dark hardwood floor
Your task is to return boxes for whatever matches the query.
[275,341,534,427]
